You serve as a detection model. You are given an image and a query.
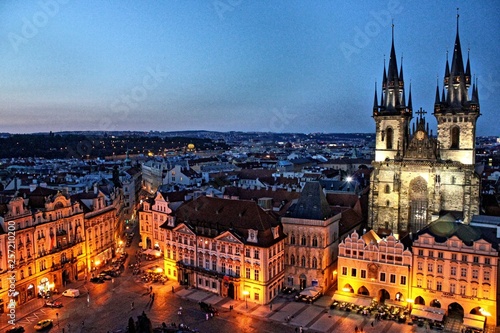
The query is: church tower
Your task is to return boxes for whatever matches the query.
[434,13,480,165]
[373,26,412,162]
[369,16,480,236]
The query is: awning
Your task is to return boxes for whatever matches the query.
[412,304,445,315]
[332,292,373,307]
[463,318,484,330]
[300,287,322,297]
[410,309,444,322]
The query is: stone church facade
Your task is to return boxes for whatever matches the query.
[369,22,481,236]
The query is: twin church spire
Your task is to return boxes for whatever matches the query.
[373,23,412,117]
[435,12,480,112]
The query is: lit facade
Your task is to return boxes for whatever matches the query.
[160,196,286,305]
[282,182,340,291]
[138,192,169,251]
[338,230,412,303]
[0,188,86,312]
[411,221,498,326]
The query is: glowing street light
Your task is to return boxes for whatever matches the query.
[243,290,249,309]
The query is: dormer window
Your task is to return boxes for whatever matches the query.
[247,229,257,243]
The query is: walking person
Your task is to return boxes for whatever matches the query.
[131,301,134,310]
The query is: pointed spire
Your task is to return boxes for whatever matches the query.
[441,87,446,103]
[382,56,387,88]
[465,48,471,86]
[373,82,379,111]
[387,21,399,83]
[450,10,465,78]
[435,77,440,104]
[399,54,404,82]
[475,77,480,104]
[408,82,413,111]
[471,76,477,103]
[444,50,450,85]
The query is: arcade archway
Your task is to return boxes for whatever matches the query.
[378,289,390,303]
[342,284,354,293]
[448,302,464,319]
[415,296,425,305]
[430,299,441,308]
[357,286,369,295]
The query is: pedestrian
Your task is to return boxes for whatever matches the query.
[355,326,358,332]
[371,321,374,327]
[299,327,303,333]
[82,321,84,328]
[150,286,153,292]
[152,293,155,301]
[270,303,273,311]
[206,313,209,321]
[172,286,175,293]
[131,301,134,310]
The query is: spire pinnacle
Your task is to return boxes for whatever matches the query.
[373,81,379,111]
[408,82,413,111]
[435,76,440,104]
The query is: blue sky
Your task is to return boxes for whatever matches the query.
[0,1,498,135]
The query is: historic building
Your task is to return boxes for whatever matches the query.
[0,187,86,312]
[72,186,117,275]
[369,19,480,235]
[337,230,412,305]
[411,218,498,327]
[138,191,170,251]
[282,182,340,291]
[160,196,286,305]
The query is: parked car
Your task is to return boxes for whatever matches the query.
[90,277,104,284]
[98,273,112,280]
[6,326,25,333]
[44,300,63,308]
[62,289,80,298]
[34,319,53,331]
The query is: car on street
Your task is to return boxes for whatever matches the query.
[44,300,63,308]
[62,288,80,297]
[6,326,25,333]
[34,319,53,331]
[90,277,105,283]
[98,273,112,280]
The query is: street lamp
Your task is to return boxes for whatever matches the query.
[243,290,249,309]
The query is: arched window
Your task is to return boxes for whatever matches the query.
[312,257,318,269]
[450,127,460,149]
[301,235,306,246]
[385,184,391,193]
[301,256,306,267]
[290,234,295,245]
[312,236,318,247]
[290,255,295,265]
[386,127,394,149]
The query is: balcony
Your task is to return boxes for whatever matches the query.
[176,261,241,281]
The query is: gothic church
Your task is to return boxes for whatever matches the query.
[369,17,481,236]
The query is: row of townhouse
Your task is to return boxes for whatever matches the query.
[0,184,123,314]
[139,181,367,305]
[337,215,500,327]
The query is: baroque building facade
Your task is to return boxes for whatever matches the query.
[369,21,480,235]
[160,196,286,305]
[0,187,86,312]
[411,219,498,327]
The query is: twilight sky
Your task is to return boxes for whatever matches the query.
[0,1,499,135]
